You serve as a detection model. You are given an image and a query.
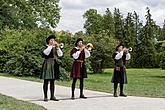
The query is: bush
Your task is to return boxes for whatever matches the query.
[85,33,116,73]
[160,51,165,69]
[0,28,72,80]
[0,28,51,76]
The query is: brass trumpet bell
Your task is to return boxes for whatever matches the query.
[86,43,93,49]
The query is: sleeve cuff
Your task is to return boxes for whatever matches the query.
[120,51,124,55]
[77,51,81,54]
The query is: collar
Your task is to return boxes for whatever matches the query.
[75,47,80,50]
[47,45,55,47]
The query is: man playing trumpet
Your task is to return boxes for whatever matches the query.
[111,44,131,97]
[40,35,63,101]
[70,38,92,99]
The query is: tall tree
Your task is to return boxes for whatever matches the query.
[138,7,158,67]
[123,12,136,47]
[0,0,60,29]
[132,11,144,67]
[83,9,103,36]
[159,20,165,41]
[113,8,124,42]
[102,8,115,38]
[122,12,136,67]
[83,9,116,73]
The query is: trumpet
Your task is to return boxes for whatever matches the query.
[128,47,132,52]
[124,47,132,53]
[59,43,64,49]
[54,42,64,49]
[85,43,94,51]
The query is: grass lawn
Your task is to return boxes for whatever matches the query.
[0,93,46,110]
[57,68,165,98]
[0,68,165,98]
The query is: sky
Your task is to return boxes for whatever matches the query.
[55,0,165,33]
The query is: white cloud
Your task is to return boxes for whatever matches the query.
[56,0,165,32]
[56,9,84,32]
[60,0,88,10]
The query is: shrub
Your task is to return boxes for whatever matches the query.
[0,28,50,76]
[160,51,165,69]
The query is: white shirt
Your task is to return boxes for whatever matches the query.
[72,47,91,59]
[43,45,63,57]
[115,51,131,60]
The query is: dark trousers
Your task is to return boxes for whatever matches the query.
[43,79,55,98]
[114,83,124,94]
[71,78,84,97]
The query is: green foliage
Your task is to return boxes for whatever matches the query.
[57,45,72,80]
[83,7,163,69]
[0,4,164,79]
[83,9,103,35]
[0,28,50,76]
[0,0,60,29]
[55,31,74,80]
[158,20,165,41]
[136,7,159,68]
[0,28,71,80]
[0,93,46,110]
[55,69,165,98]
[113,8,124,41]
[83,9,116,73]
[88,33,116,73]
[160,51,165,69]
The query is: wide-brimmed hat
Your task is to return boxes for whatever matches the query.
[46,35,56,44]
[75,38,83,46]
[115,44,124,51]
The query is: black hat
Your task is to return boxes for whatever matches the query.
[46,35,56,44]
[75,38,83,46]
[115,44,124,51]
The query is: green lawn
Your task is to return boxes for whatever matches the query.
[57,68,165,98]
[0,93,46,110]
[0,68,165,98]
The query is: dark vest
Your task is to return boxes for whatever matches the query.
[42,46,58,60]
[112,52,126,67]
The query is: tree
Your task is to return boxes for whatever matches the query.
[113,8,124,42]
[83,9,103,35]
[83,9,116,73]
[102,8,115,38]
[83,7,164,69]
[137,7,158,67]
[123,13,136,47]
[158,20,165,41]
[132,11,144,67]
[0,0,60,29]
[160,50,165,69]
[121,12,136,67]
[0,28,50,76]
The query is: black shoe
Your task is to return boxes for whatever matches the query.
[80,95,87,99]
[50,97,59,101]
[119,93,127,97]
[44,97,48,102]
[113,93,118,97]
[71,96,75,100]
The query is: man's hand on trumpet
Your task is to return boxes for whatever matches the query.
[80,45,85,51]
[123,48,127,52]
[54,41,59,47]
[123,47,132,53]
[52,40,60,48]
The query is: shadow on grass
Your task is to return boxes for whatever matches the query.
[148,75,165,78]
[88,72,113,75]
